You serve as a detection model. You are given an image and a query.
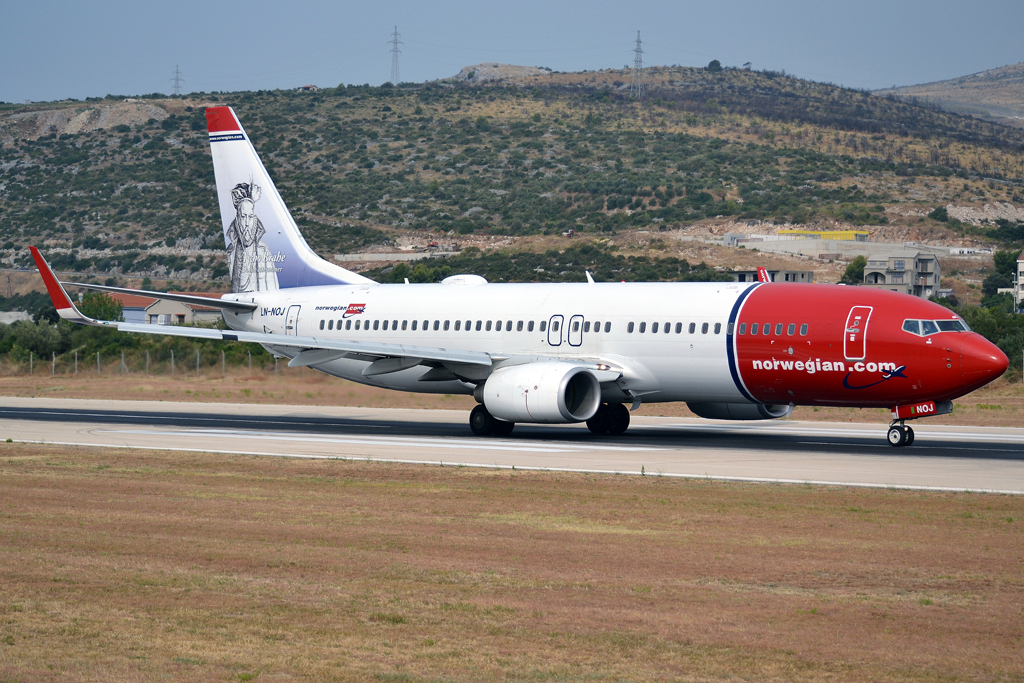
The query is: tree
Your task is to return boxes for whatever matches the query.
[707,60,722,73]
[79,292,124,322]
[993,249,1021,276]
[839,255,866,284]
[982,272,1013,297]
[928,206,949,222]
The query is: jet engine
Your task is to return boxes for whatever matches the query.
[686,402,793,421]
[482,362,602,423]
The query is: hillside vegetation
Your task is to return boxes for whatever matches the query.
[2,66,1024,285]
[876,62,1024,125]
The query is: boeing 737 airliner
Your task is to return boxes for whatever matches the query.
[30,107,1009,446]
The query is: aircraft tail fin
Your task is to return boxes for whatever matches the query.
[205,106,375,292]
[757,267,772,283]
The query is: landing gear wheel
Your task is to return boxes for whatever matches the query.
[887,425,906,447]
[586,403,614,434]
[491,419,515,436]
[608,403,630,435]
[904,426,915,446]
[470,405,495,436]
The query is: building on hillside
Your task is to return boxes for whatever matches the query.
[103,292,157,324]
[778,229,870,241]
[862,251,941,298]
[1013,252,1024,312]
[733,269,814,283]
[103,291,223,325]
[297,84,319,92]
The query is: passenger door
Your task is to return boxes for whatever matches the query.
[285,305,301,336]
[844,306,872,360]
[547,314,564,346]
[567,315,584,346]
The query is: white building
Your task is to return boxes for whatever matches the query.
[1014,252,1024,313]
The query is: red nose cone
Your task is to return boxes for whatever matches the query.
[961,333,1009,391]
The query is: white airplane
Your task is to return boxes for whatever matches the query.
[31,107,1008,446]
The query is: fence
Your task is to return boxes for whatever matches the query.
[2,349,281,377]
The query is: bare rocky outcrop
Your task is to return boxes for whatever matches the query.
[0,101,170,141]
[454,63,549,84]
[946,202,1024,225]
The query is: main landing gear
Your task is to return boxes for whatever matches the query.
[887,423,915,448]
[469,405,515,437]
[586,403,630,436]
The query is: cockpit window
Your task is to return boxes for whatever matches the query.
[902,318,970,336]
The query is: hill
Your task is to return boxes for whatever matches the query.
[875,62,1024,126]
[1,65,1023,289]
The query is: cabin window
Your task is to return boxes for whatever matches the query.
[552,320,560,331]
[346,320,352,330]
[701,322,709,334]
[774,323,783,336]
[726,322,733,335]
[573,320,580,332]
[749,323,757,335]
[674,322,682,334]
[455,320,461,331]
[475,320,482,331]
[787,323,795,335]
[604,322,611,333]
[688,322,696,334]
[540,321,547,332]
[373,320,380,331]
[714,322,722,334]
[433,320,440,331]
[411,320,417,331]
[664,322,670,334]
[627,322,635,333]
[518,321,524,331]
[639,322,646,333]
[393,320,398,330]
[495,320,502,332]
[329,320,334,330]
[402,320,408,331]
[319,320,325,330]
[507,320,512,330]
[583,321,590,333]
[355,320,361,330]
[486,320,492,331]
[443,320,450,331]
[651,322,659,333]
[422,320,428,330]
[738,323,746,335]
[800,323,808,336]
[465,320,471,330]
[528,321,535,332]
[382,320,388,331]
[762,323,771,335]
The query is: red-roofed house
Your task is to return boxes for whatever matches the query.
[101,291,224,325]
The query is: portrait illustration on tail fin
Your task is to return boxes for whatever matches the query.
[226,180,280,292]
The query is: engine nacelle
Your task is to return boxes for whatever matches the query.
[483,362,602,423]
[687,402,793,421]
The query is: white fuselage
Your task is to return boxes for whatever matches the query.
[223,280,753,405]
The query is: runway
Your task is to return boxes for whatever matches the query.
[1,397,1022,494]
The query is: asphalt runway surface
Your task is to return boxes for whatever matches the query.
[1,397,1022,494]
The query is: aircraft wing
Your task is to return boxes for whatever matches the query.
[60,281,257,312]
[29,247,492,369]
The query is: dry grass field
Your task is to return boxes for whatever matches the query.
[0,443,1022,682]
[0,364,1021,427]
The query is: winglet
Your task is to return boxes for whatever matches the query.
[757,267,772,283]
[29,247,106,326]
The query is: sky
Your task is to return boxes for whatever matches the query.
[2,0,1022,103]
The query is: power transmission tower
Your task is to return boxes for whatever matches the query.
[630,31,644,99]
[388,27,403,85]
[170,65,184,96]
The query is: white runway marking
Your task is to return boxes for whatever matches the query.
[101,427,664,454]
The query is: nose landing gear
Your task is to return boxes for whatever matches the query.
[886,423,915,447]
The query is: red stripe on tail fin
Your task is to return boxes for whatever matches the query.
[206,106,241,133]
